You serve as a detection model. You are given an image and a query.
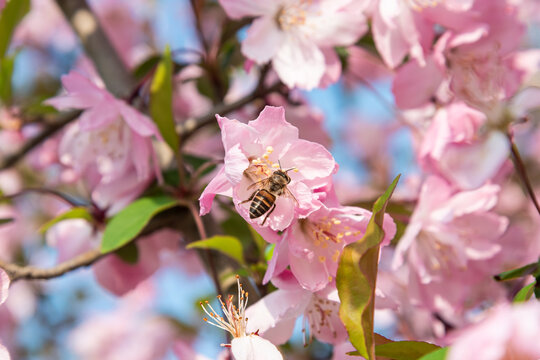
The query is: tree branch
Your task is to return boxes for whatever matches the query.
[0,249,104,282]
[0,110,80,171]
[54,0,136,98]
[177,81,283,141]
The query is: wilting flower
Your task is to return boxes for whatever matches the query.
[199,106,336,231]
[200,276,283,360]
[448,302,540,360]
[264,203,396,291]
[218,0,368,89]
[246,271,347,346]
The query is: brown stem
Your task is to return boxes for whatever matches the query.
[187,202,224,298]
[0,249,104,282]
[0,110,80,171]
[55,0,136,98]
[0,187,84,207]
[508,133,540,216]
[178,81,283,141]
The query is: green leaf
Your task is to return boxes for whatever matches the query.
[187,235,245,266]
[101,195,179,253]
[0,217,14,226]
[514,281,535,303]
[417,347,449,360]
[114,242,139,264]
[150,45,179,153]
[336,175,400,360]
[0,0,30,58]
[133,54,161,80]
[0,54,15,103]
[375,341,441,360]
[39,207,93,234]
[494,261,539,281]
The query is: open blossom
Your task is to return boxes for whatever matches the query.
[200,276,283,360]
[448,302,540,360]
[264,203,396,291]
[218,0,368,89]
[393,176,508,284]
[46,70,162,197]
[418,102,509,190]
[246,270,347,346]
[199,106,336,231]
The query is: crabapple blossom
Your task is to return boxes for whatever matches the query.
[246,270,347,346]
[448,302,540,360]
[200,276,283,360]
[199,106,336,231]
[46,69,162,192]
[218,0,369,89]
[393,176,508,285]
[418,102,509,190]
[263,202,396,291]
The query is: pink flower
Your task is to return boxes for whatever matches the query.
[245,271,347,346]
[393,176,508,284]
[418,102,510,190]
[264,203,396,291]
[218,0,368,89]
[199,106,336,231]
[200,276,283,360]
[69,282,177,360]
[46,70,162,186]
[448,302,540,360]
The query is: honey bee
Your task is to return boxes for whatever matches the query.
[240,163,298,225]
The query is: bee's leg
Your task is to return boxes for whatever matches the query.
[261,203,276,226]
[240,191,256,204]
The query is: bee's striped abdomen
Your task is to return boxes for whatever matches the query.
[249,190,276,219]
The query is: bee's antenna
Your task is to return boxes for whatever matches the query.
[283,167,296,173]
[278,160,283,170]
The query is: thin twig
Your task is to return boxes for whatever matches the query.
[0,110,80,171]
[178,81,283,141]
[0,249,104,282]
[187,202,224,298]
[0,187,86,207]
[507,132,540,216]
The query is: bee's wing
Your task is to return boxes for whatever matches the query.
[247,177,272,191]
[283,186,299,205]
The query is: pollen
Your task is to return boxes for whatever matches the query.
[266,146,274,153]
[318,256,326,263]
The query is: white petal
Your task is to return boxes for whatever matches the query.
[231,336,283,360]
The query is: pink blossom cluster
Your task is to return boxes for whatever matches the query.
[200,105,396,353]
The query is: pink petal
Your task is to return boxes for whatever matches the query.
[218,0,278,19]
[77,103,120,131]
[372,1,409,68]
[248,106,299,154]
[281,139,335,181]
[45,219,96,263]
[231,335,283,360]
[272,34,326,90]
[118,102,161,138]
[245,288,311,341]
[130,132,152,181]
[224,144,250,185]
[0,268,9,305]
[263,237,290,284]
[242,16,284,64]
[289,250,330,292]
[0,344,10,360]
[199,167,233,215]
[393,57,445,109]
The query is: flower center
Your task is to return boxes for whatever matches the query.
[303,296,340,344]
[276,1,311,31]
[200,275,249,340]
